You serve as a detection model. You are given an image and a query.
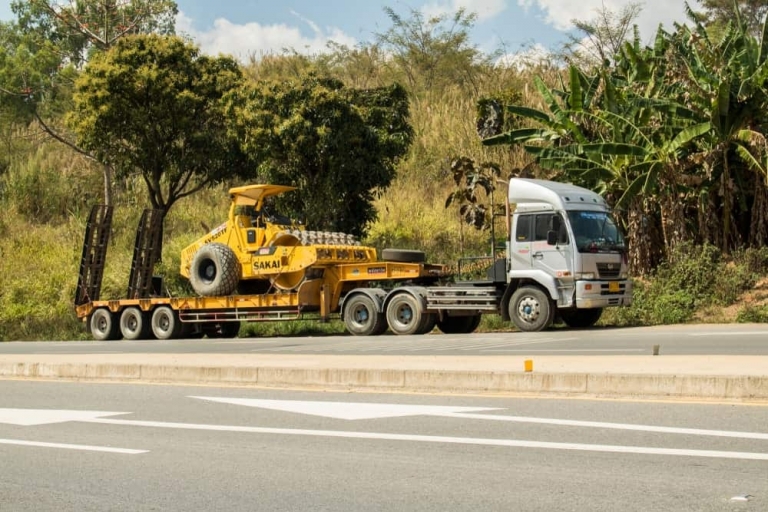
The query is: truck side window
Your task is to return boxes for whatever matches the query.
[534,214,569,244]
[516,215,532,241]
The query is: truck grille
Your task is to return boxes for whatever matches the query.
[596,262,621,279]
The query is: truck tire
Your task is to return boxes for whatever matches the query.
[151,306,182,340]
[417,313,438,335]
[89,308,121,341]
[190,243,239,296]
[205,321,241,339]
[381,248,426,263]
[560,308,603,328]
[120,306,153,340]
[386,292,426,335]
[436,314,481,334]
[344,294,387,336]
[509,286,555,332]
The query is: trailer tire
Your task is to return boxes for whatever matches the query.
[560,308,603,328]
[509,286,555,332]
[381,248,426,263]
[120,307,153,340]
[344,294,386,336]
[189,243,240,297]
[436,314,481,334]
[151,306,182,340]
[89,308,121,341]
[386,292,426,336]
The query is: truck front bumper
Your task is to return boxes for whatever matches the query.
[575,280,633,309]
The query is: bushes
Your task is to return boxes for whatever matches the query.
[603,243,765,326]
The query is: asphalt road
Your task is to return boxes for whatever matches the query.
[0,381,766,511]
[1,324,767,356]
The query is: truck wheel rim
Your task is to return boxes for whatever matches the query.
[517,297,540,322]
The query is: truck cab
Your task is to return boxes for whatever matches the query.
[505,178,632,331]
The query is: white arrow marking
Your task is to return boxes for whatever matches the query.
[0,408,131,426]
[190,397,501,420]
[190,397,768,441]
[0,438,146,454]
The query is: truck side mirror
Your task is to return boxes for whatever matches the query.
[546,230,558,246]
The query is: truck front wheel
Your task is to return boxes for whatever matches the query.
[509,286,555,332]
[560,308,603,328]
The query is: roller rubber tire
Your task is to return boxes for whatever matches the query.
[189,243,240,296]
[381,248,426,263]
[89,308,121,341]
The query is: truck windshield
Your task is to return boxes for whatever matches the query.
[567,211,626,253]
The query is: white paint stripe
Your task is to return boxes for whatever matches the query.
[0,438,146,454]
[484,348,644,353]
[84,419,768,460]
[689,332,768,337]
[440,413,768,440]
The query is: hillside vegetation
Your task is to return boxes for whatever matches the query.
[1,2,767,341]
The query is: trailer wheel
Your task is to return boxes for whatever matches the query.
[344,294,386,336]
[89,308,121,341]
[151,306,182,340]
[120,307,153,340]
[436,314,481,334]
[381,248,426,263]
[560,308,603,328]
[386,292,426,335]
[189,243,240,296]
[509,286,555,332]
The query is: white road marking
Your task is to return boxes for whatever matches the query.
[0,438,146,454]
[190,397,500,420]
[484,348,645,353]
[440,412,768,440]
[84,418,768,461]
[689,331,768,337]
[0,408,130,426]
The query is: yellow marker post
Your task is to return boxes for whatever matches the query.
[524,359,533,372]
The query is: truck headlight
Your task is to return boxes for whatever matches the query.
[620,272,629,279]
[575,272,596,280]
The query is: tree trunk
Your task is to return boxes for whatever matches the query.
[750,176,768,247]
[658,180,688,257]
[626,197,660,276]
[721,150,732,254]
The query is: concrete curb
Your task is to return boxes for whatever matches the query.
[2,362,768,401]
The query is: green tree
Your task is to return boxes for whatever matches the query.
[3,0,178,204]
[226,75,413,238]
[375,6,492,94]
[695,0,768,35]
[68,34,247,218]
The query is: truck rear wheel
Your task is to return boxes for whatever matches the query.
[344,294,386,336]
[560,308,603,328]
[190,243,240,296]
[151,306,182,340]
[90,308,121,341]
[205,321,241,339]
[120,307,153,340]
[509,286,555,332]
[386,292,426,335]
[436,314,481,334]
[417,313,438,335]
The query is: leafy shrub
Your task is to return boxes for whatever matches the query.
[736,304,768,323]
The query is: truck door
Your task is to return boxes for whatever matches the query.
[530,212,572,277]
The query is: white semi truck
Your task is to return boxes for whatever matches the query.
[75,178,632,339]
[500,178,633,331]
